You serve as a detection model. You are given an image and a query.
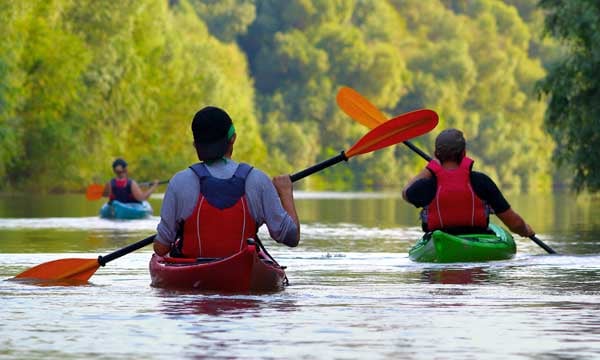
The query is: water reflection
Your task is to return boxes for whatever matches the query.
[8,277,91,287]
[2,193,600,359]
[2,192,600,255]
[156,291,296,317]
[0,229,155,253]
[421,267,490,285]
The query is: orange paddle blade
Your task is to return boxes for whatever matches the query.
[86,184,105,201]
[14,258,100,282]
[337,87,386,129]
[346,109,438,158]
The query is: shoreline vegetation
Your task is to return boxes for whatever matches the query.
[0,1,574,193]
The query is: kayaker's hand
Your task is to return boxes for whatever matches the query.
[521,224,535,238]
[273,175,300,245]
[153,240,170,256]
[273,175,293,197]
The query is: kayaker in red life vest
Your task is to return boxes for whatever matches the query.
[402,128,535,237]
[102,158,158,203]
[153,106,300,257]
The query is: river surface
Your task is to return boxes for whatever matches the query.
[1,192,599,359]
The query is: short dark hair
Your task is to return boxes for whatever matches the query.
[112,158,128,169]
[434,128,466,163]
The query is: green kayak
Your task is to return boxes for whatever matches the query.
[409,223,516,263]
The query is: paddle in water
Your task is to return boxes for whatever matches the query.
[14,109,439,282]
[85,180,169,201]
[336,86,557,255]
[14,235,156,281]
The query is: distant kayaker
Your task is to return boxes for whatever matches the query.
[153,106,300,257]
[103,158,158,203]
[402,128,535,237]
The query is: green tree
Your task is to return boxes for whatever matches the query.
[537,0,600,191]
[0,0,563,192]
[0,0,266,191]
[394,0,553,191]
[188,0,256,42]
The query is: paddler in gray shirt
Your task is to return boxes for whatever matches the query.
[154,106,300,257]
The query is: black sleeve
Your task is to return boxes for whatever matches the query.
[405,177,437,208]
[470,172,510,214]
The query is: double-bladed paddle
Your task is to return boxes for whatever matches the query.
[336,86,557,255]
[13,235,157,282]
[337,87,432,162]
[13,109,439,282]
[290,108,438,181]
[85,180,169,201]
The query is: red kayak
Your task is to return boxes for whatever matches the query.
[149,244,287,292]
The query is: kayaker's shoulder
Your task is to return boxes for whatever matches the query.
[244,166,271,182]
[470,171,503,194]
[471,171,496,184]
[168,168,198,186]
[241,166,277,192]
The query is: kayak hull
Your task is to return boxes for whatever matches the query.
[100,200,152,219]
[149,245,287,292]
[409,223,516,263]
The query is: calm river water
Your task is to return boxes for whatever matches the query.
[1,191,599,359]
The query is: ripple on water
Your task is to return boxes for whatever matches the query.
[1,211,600,359]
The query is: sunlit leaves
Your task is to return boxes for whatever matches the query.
[0,0,265,191]
[0,0,563,193]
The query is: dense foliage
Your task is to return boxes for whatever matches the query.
[0,0,265,191]
[537,0,600,192]
[0,0,560,192]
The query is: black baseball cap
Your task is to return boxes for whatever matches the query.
[192,106,235,161]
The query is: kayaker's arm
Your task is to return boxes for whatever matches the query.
[103,182,110,198]
[402,167,433,201]
[155,176,181,255]
[470,173,533,237]
[496,208,535,237]
[131,180,158,201]
[273,175,300,246]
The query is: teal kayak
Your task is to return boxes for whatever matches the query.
[100,200,153,219]
[408,223,516,263]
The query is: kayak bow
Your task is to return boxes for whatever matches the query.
[409,223,516,263]
[149,243,286,292]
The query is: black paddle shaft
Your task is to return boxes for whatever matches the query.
[98,234,156,266]
[290,152,348,182]
[530,235,557,254]
[138,180,170,187]
[403,141,432,161]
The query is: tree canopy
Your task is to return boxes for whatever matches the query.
[537,0,600,192]
[0,0,565,192]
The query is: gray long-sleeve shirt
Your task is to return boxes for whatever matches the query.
[156,159,298,247]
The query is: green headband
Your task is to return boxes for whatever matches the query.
[227,124,236,140]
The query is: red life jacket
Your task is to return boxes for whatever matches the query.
[179,163,257,258]
[425,156,488,231]
[109,178,137,203]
